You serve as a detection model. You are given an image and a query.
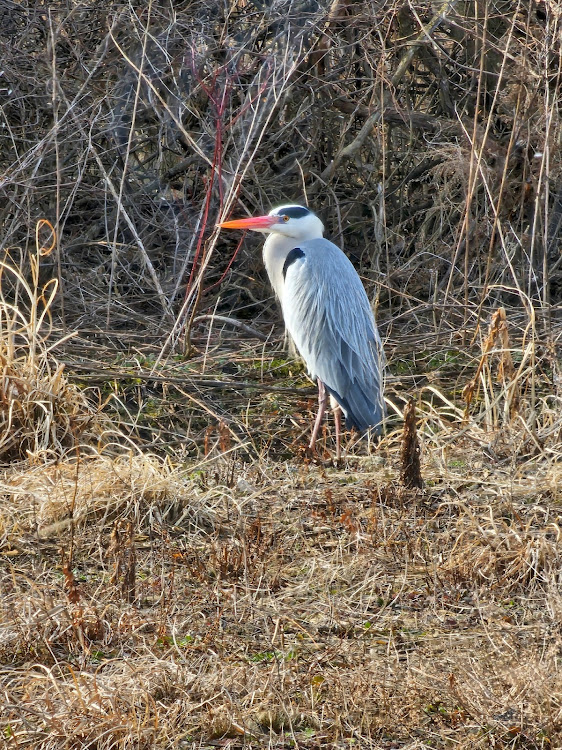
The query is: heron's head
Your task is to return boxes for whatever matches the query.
[219,205,324,240]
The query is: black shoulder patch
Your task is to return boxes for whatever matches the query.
[282,247,305,279]
[278,206,310,219]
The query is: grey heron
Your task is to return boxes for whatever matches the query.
[219,204,384,459]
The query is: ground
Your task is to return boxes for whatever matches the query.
[1,317,561,749]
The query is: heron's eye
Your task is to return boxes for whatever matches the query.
[282,215,289,223]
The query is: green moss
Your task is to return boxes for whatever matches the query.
[447,459,467,469]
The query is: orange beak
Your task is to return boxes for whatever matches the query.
[219,214,278,231]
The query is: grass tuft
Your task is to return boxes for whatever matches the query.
[0,222,99,462]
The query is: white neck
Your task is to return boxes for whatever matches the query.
[262,225,324,300]
[262,233,301,300]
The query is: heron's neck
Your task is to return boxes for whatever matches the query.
[262,233,302,300]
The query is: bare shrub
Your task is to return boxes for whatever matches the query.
[0,0,559,335]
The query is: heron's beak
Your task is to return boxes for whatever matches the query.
[219,215,278,231]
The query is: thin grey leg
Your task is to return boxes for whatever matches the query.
[333,405,342,461]
[309,380,327,452]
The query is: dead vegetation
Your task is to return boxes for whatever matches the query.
[1,0,562,747]
[0,221,100,462]
[399,399,423,489]
[2,444,562,748]
[1,0,561,337]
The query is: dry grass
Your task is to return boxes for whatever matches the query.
[1,311,562,747]
[0,221,100,462]
[2,444,562,748]
[1,0,562,747]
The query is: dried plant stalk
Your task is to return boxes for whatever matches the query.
[463,307,520,427]
[400,399,423,489]
[0,221,99,461]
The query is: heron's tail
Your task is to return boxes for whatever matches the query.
[325,384,385,435]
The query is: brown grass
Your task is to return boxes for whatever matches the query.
[2,454,562,748]
[1,0,562,747]
[0,222,100,462]
[1,318,562,747]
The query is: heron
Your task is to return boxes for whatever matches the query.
[219,204,384,459]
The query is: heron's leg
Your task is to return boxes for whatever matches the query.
[333,405,342,462]
[309,379,328,452]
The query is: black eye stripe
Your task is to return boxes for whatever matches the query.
[276,206,310,219]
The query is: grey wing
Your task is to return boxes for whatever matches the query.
[282,239,385,432]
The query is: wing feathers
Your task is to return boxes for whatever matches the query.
[282,238,384,433]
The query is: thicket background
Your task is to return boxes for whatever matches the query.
[2,0,560,342]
